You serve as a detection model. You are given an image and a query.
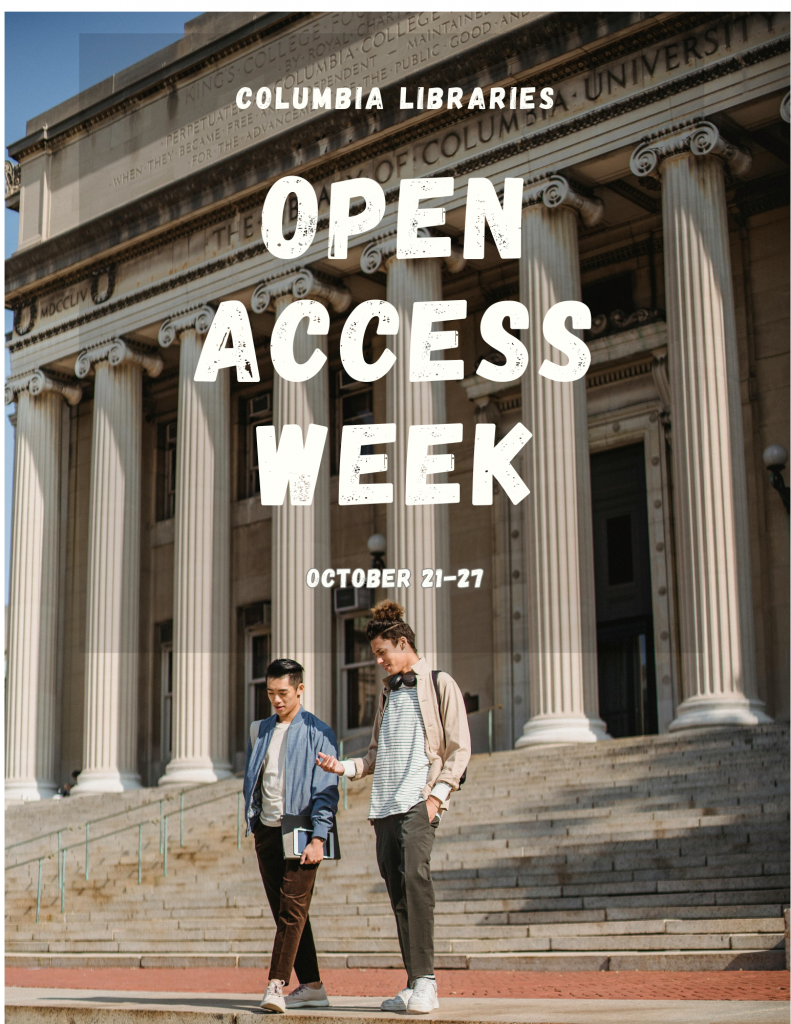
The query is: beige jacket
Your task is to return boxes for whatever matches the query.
[350,657,472,811]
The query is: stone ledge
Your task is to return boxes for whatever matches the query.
[6,948,786,972]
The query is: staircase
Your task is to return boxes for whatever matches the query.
[6,725,789,972]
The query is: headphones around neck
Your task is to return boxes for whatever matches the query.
[388,671,417,691]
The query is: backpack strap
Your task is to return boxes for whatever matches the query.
[431,670,446,748]
[431,670,467,787]
[249,719,263,748]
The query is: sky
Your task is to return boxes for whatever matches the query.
[4,12,201,602]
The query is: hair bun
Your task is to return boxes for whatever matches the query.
[370,599,404,623]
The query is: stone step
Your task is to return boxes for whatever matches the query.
[4,948,786,972]
[10,916,785,944]
[6,726,788,970]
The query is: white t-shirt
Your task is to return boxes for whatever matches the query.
[258,721,290,826]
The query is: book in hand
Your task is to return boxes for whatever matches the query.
[281,814,341,860]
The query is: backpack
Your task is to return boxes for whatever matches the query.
[431,670,467,788]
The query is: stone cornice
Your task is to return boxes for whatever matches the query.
[5,35,787,353]
[5,12,730,296]
[158,305,216,348]
[360,230,466,275]
[522,174,604,229]
[630,119,752,180]
[7,13,305,161]
[251,268,351,314]
[5,369,82,406]
[75,338,164,378]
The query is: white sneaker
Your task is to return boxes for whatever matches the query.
[260,979,285,1013]
[407,977,439,1014]
[380,987,413,1012]
[284,982,330,1008]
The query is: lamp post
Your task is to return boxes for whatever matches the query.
[762,444,790,515]
[367,533,386,571]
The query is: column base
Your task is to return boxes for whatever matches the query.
[669,695,773,732]
[515,714,611,748]
[71,769,142,795]
[5,779,58,802]
[158,758,233,787]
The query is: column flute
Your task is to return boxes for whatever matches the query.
[516,175,610,747]
[73,339,163,793]
[361,234,465,671]
[253,268,350,723]
[5,370,81,799]
[158,306,234,785]
[631,121,771,729]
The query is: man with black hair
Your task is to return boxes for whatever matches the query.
[243,658,339,1014]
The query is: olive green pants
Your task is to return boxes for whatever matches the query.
[373,800,439,987]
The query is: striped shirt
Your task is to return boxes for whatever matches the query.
[368,686,430,819]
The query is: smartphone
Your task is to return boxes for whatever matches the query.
[293,828,335,859]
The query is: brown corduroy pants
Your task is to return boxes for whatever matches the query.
[253,821,321,984]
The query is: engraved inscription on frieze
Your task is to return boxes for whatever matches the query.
[61,12,536,223]
[81,12,785,225]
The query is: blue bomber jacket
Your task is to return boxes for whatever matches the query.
[242,706,339,841]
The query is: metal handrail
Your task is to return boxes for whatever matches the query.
[5,784,243,873]
[7,782,252,924]
[10,706,504,921]
[468,703,503,757]
[5,774,235,852]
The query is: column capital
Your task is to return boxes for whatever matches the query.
[158,304,216,348]
[630,120,752,181]
[522,174,604,229]
[251,266,352,314]
[75,338,164,379]
[360,229,466,275]
[5,369,82,407]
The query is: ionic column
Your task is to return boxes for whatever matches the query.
[253,269,350,721]
[361,236,465,669]
[157,306,234,785]
[631,121,771,729]
[71,341,162,794]
[5,370,81,799]
[515,176,610,747]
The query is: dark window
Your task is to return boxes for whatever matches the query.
[463,692,480,715]
[590,443,657,738]
[332,367,374,475]
[156,421,177,521]
[606,514,634,585]
[582,272,635,320]
[343,615,378,731]
[251,632,271,720]
[157,620,174,763]
[242,391,273,498]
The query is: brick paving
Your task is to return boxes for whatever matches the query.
[5,968,789,1000]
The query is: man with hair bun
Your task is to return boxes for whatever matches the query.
[317,601,471,1014]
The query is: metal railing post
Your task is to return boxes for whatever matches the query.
[85,823,90,881]
[163,816,168,877]
[57,831,62,889]
[36,860,42,923]
[180,792,184,848]
[488,707,493,756]
[60,851,65,913]
[237,792,242,851]
[159,800,164,854]
[138,824,143,885]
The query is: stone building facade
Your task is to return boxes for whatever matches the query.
[4,11,789,798]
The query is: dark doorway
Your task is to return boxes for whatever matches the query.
[590,443,657,738]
